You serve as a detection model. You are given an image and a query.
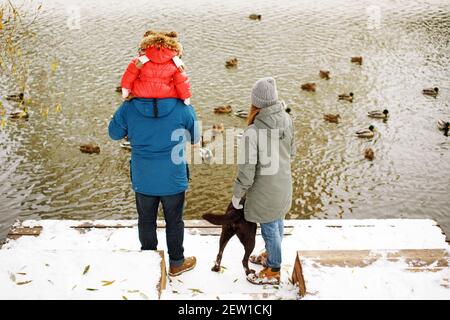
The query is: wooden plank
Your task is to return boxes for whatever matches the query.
[7,226,42,240]
[298,249,449,268]
[188,226,294,236]
[70,221,294,235]
[157,250,167,299]
[292,249,450,297]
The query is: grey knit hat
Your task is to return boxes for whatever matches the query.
[251,77,278,108]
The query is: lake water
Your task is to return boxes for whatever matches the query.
[1,0,449,240]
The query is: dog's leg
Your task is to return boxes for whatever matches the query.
[236,223,257,275]
[212,225,235,272]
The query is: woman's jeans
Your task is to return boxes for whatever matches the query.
[135,191,185,267]
[260,219,284,269]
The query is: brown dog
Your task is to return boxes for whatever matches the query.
[202,201,257,275]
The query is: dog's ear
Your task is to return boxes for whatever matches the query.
[165,31,178,38]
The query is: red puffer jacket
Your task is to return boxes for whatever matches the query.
[121,46,191,100]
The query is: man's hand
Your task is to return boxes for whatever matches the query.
[232,196,243,209]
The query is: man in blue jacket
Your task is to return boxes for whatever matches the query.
[109,97,200,276]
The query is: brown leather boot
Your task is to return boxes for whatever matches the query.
[247,267,280,285]
[169,256,196,276]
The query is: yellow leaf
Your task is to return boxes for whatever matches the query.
[55,103,61,113]
[101,280,115,286]
[1,117,6,128]
[122,296,128,300]
[189,288,204,294]
[0,21,3,30]
[41,107,49,118]
[50,60,58,73]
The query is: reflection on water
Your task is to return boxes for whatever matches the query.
[1,0,450,239]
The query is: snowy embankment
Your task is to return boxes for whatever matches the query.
[0,219,449,300]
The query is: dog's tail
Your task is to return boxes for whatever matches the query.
[202,212,241,225]
[202,207,242,226]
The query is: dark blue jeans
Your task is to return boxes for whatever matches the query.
[135,191,185,267]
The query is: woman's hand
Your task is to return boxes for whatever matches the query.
[232,196,243,209]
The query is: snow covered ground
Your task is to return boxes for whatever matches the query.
[0,219,449,300]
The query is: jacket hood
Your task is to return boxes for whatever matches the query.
[140,31,182,63]
[130,98,178,118]
[254,101,290,137]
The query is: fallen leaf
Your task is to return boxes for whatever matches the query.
[139,292,149,300]
[86,288,98,291]
[17,272,27,276]
[48,280,54,285]
[127,290,139,293]
[122,296,128,300]
[16,280,32,285]
[45,263,50,267]
[72,285,77,290]
[189,288,204,294]
[172,290,179,294]
[233,278,238,283]
[101,280,115,286]
[50,60,59,73]
[83,265,90,275]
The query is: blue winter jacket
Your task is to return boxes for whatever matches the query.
[108,98,199,196]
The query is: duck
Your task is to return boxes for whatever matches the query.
[319,70,330,80]
[5,93,24,103]
[301,82,317,92]
[338,92,354,102]
[355,125,376,138]
[323,114,340,124]
[364,148,375,161]
[80,144,100,154]
[9,108,29,120]
[225,58,238,68]
[351,56,363,65]
[234,109,248,119]
[422,87,439,97]
[199,136,213,162]
[248,14,262,20]
[368,109,389,119]
[214,105,232,114]
[437,120,449,136]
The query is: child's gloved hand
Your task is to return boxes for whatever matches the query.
[184,98,191,105]
[122,88,130,99]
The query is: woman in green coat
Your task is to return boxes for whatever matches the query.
[232,77,296,285]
